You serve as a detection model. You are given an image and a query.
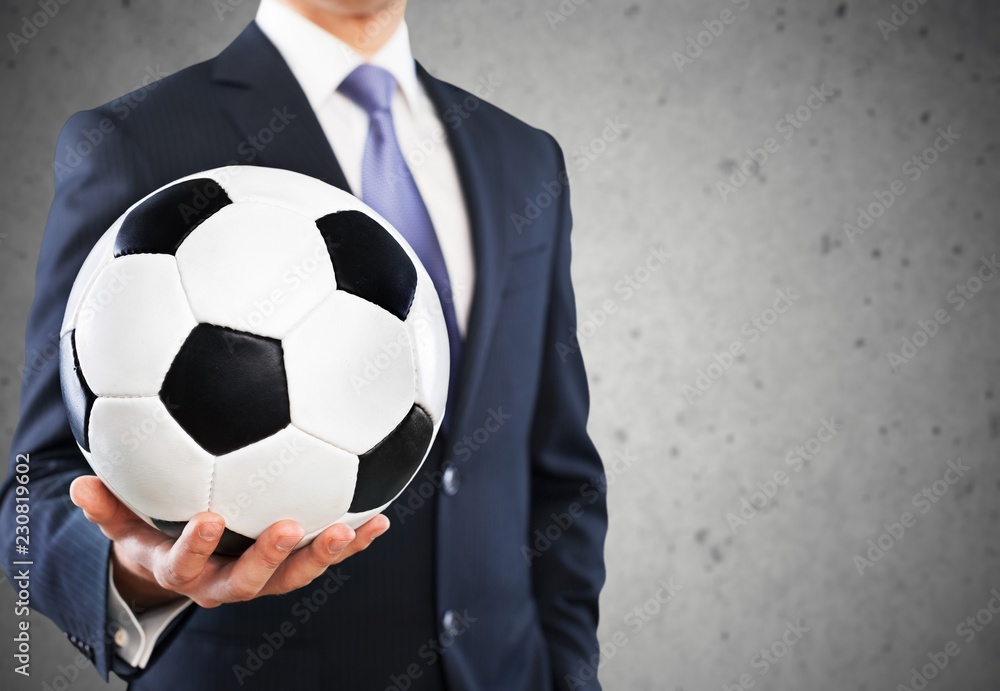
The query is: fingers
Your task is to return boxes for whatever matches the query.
[70,475,118,521]
[260,515,390,596]
[352,514,391,553]
[259,523,356,595]
[203,520,305,605]
[72,474,392,606]
[150,513,225,592]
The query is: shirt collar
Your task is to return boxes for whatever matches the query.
[256,0,421,113]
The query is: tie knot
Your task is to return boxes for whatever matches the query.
[338,64,397,115]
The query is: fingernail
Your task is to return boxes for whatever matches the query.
[327,539,349,555]
[276,535,299,552]
[199,524,222,541]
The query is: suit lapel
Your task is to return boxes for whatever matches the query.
[417,64,509,435]
[211,22,351,191]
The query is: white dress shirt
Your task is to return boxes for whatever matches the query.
[110,0,474,667]
[258,0,474,332]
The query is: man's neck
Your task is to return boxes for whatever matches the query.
[276,0,404,58]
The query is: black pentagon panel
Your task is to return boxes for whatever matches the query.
[152,519,255,557]
[59,330,96,452]
[349,404,433,513]
[115,177,232,257]
[316,210,417,320]
[160,324,290,456]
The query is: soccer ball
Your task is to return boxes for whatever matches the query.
[58,166,450,555]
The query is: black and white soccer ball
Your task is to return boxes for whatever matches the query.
[59,166,450,554]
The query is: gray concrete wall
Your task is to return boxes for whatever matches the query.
[1,0,998,689]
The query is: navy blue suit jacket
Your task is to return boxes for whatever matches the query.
[1,22,606,691]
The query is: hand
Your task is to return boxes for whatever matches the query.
[69,475,389,610]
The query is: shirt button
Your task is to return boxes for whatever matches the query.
[114,627,129,647]
[442,463,461,496]
[441,609,460,637]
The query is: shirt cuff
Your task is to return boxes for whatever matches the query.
[107,561,194,669]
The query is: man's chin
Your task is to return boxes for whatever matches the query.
[280,0,403,20]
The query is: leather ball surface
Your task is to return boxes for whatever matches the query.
[58,166,450,554]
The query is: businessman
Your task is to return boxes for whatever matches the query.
[0,1,607,689]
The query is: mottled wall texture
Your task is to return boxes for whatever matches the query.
[1,0,999,689]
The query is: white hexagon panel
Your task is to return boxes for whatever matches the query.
[74,255,196,397]
[284,291,415,455]
[88,396,215,523]
[210,426,359,540]
[176,202,336,340]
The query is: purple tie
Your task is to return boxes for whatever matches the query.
[339,64,462,419]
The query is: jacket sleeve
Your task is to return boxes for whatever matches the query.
[528,135,609,691]
[0,108,157,681]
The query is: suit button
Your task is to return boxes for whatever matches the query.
[441,609,460,637]
[442,463,460,496]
